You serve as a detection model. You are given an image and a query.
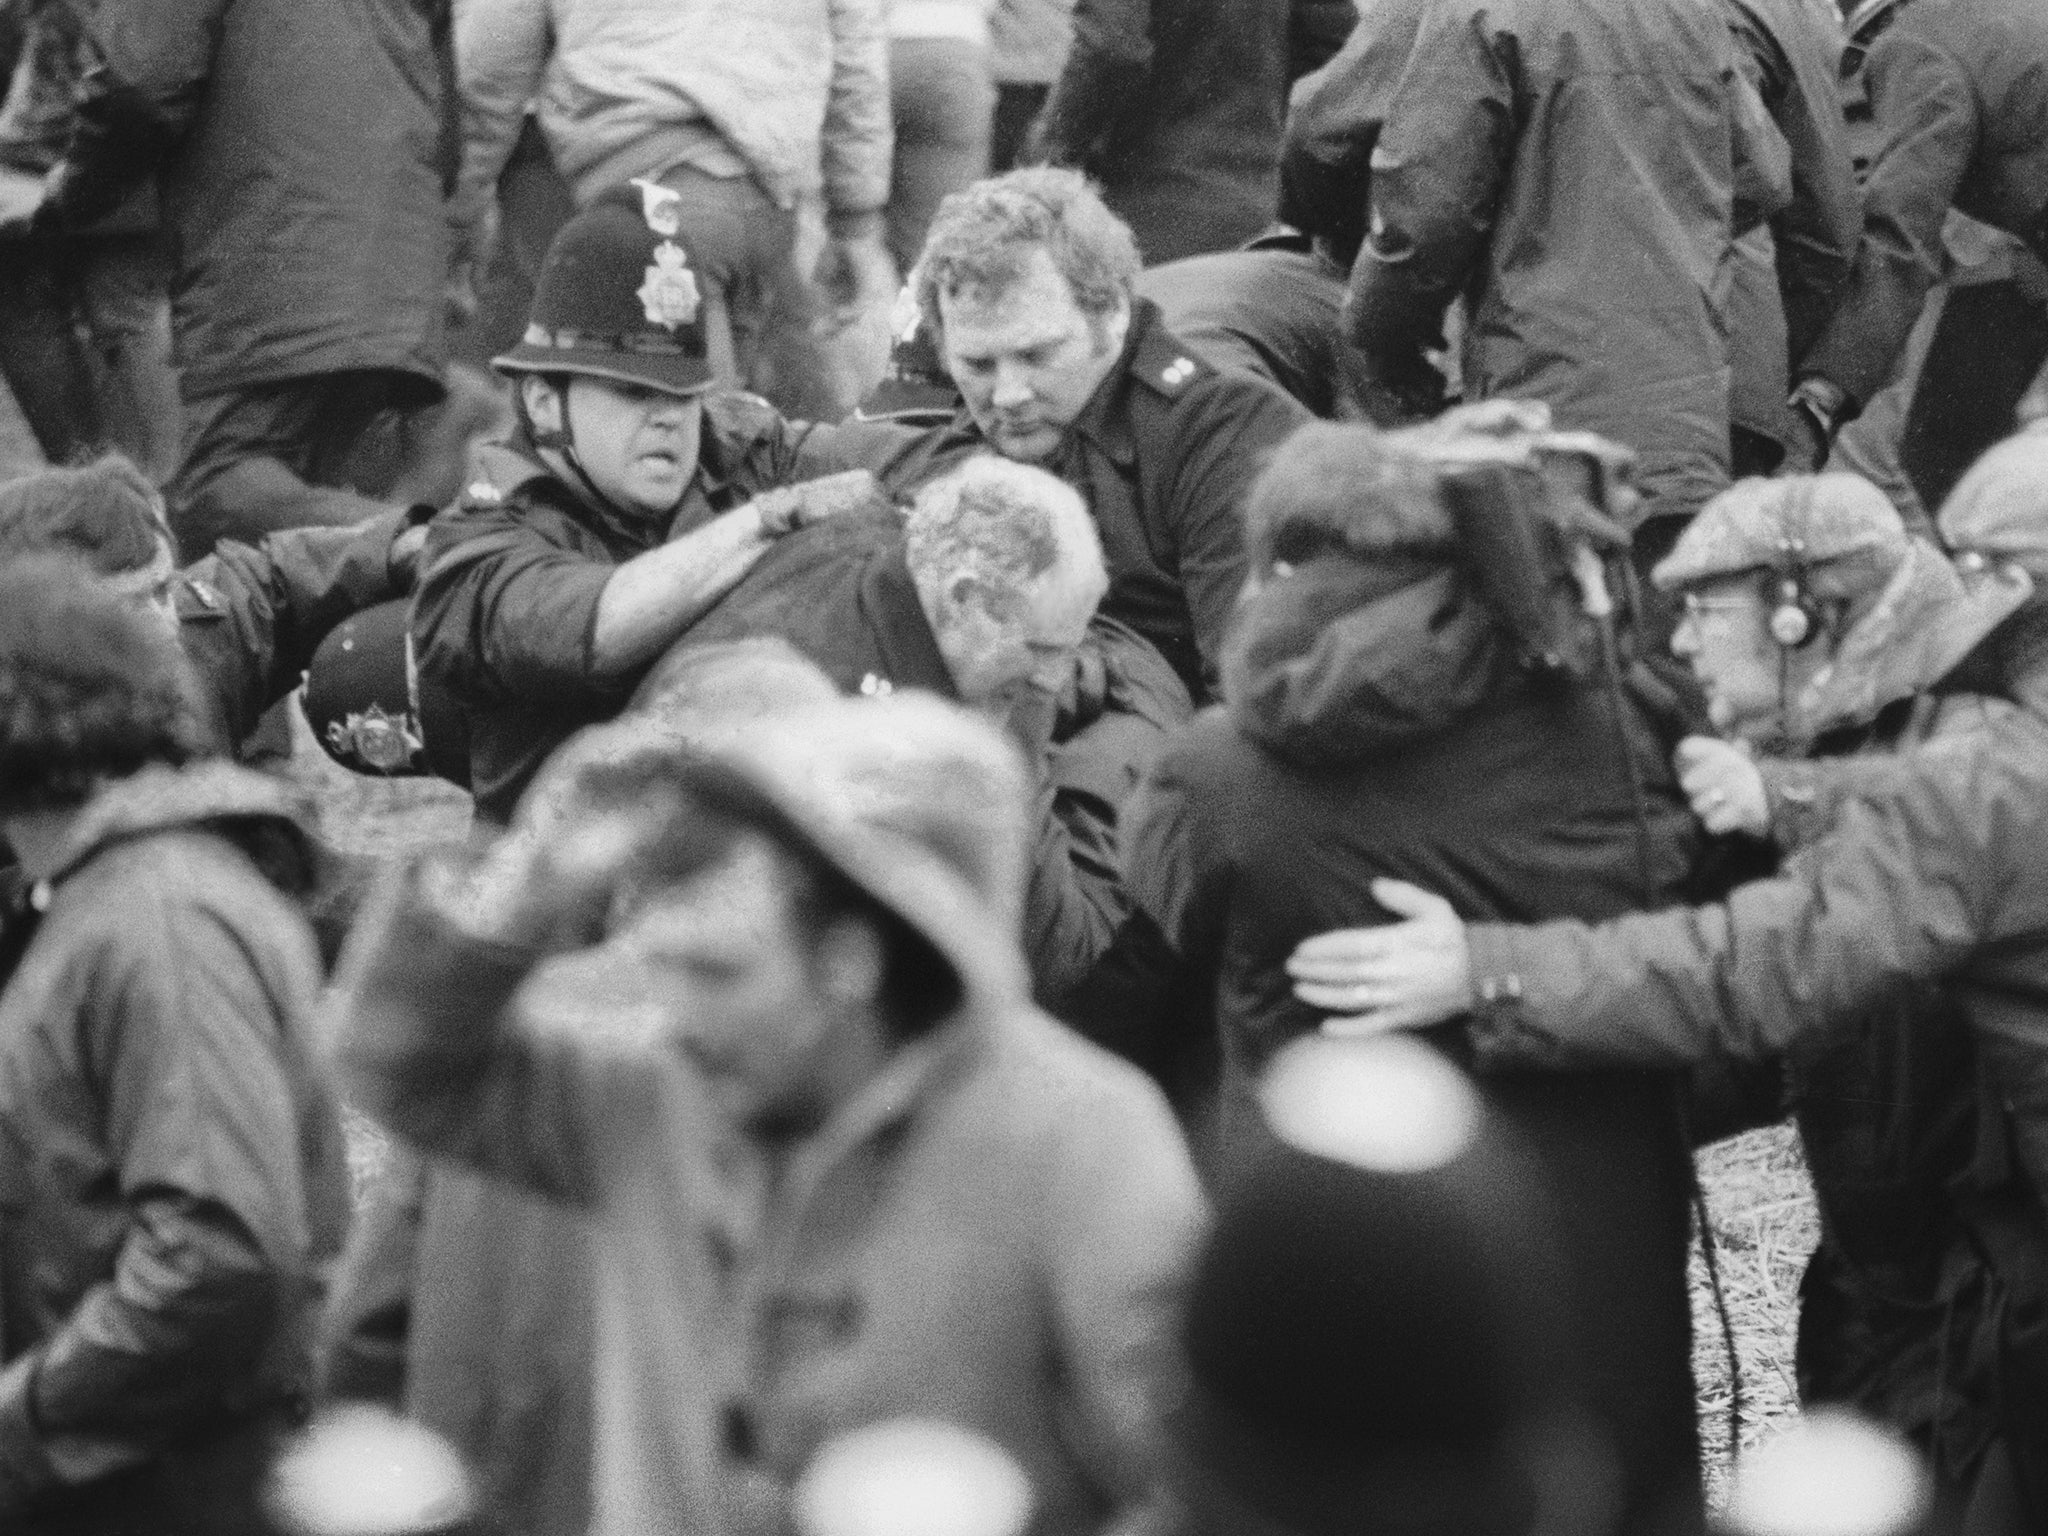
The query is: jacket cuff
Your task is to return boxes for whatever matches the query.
[1760,759,1826,851]
[1461,924,1568,1071]
[0,1353,57,1516]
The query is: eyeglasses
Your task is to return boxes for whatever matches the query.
[1679,591,1757,621]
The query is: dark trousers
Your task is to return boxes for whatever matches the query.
[1900,278,2048,516]
[167,369,443,561]
[886,37,995,274]
[990,82,1049,173]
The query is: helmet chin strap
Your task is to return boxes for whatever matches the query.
[524,378,617,515]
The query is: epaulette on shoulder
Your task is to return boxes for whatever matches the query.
[1130,322,1211,401]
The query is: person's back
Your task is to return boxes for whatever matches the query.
[1029,0,1304,263]
[1350,0,1753,529]
[1126,423,1709,1534]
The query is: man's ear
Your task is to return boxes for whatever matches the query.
[945,573,987,614]
[815,917,887,1012]
[521,375,564,435]
[1094,292,1135,358]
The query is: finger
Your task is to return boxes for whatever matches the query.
[1369,877,1454,921]
[1288,956,1391,990]
[1287,927,1391,969]
[1674,736,1721,771]
[1318,1013,1403,1041]
[1294,980,1397,1012]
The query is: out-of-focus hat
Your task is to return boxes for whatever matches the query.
[793,1420,1034,1536]
[1171,1035,1611,1536]
[302,599,474,784]
[677,691,1033,1008]
[1936,420,2048,580]
[494,180,716,398]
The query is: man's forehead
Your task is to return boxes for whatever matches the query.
[938,249,1081,327]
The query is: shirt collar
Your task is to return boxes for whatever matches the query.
[856,541,961,698]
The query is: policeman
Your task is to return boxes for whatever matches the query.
[409,180,885,822]
[0,451,427,754]
[810,168,1312,704]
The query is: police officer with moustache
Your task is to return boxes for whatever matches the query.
[411,181,890,822]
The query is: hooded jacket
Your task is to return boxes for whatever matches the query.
[0,763,351,1531]
[1124,536,1710,1532]
[336,861,1202,1536]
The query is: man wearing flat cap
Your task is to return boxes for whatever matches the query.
[1280,471,2048,1527]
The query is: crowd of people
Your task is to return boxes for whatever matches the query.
[1,1,2047,1534]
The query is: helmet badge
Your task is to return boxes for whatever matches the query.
[637,242,702,330]
[628,177,702,330]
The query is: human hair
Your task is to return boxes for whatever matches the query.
[914,167,1142,338]
[903,455,1103,617]
[1246,423,1457,566]
[0,556,204,814]
[0,453,170,575]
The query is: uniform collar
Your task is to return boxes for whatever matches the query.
[1063,297,1203,471]
[855,541,960,699]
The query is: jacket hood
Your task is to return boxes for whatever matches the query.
[1222,554,1509,768]
[44,760,318,888]
[1788,539,2033,746]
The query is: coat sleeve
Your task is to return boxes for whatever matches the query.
[1739,2,1861,364]
[187,514,413,745]
[411,514,621,706]
[821,0,892,222]
[332,864,652,1210]
[0,900,317,1512]
[1162,377,1309,694]
[1457,738,2022,1074]
[1119,732,1230,963]
[1798,26,1979,406]
[1343,8,1515,368]
[1041,1066,1205,1523]
[448,0,551,273]
[43,0,230,228]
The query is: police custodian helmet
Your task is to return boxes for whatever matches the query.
[493,179,717,398]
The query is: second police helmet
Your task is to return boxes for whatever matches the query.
[494,179,716,398]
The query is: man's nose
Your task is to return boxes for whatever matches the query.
[1670,617,1699,660]
[990,363,1034,410]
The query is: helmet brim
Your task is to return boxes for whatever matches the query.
[493,342,715,398]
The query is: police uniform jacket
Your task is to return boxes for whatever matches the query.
[411,393,824,823]
[177,512,417,751]
[821,299,1310,703]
